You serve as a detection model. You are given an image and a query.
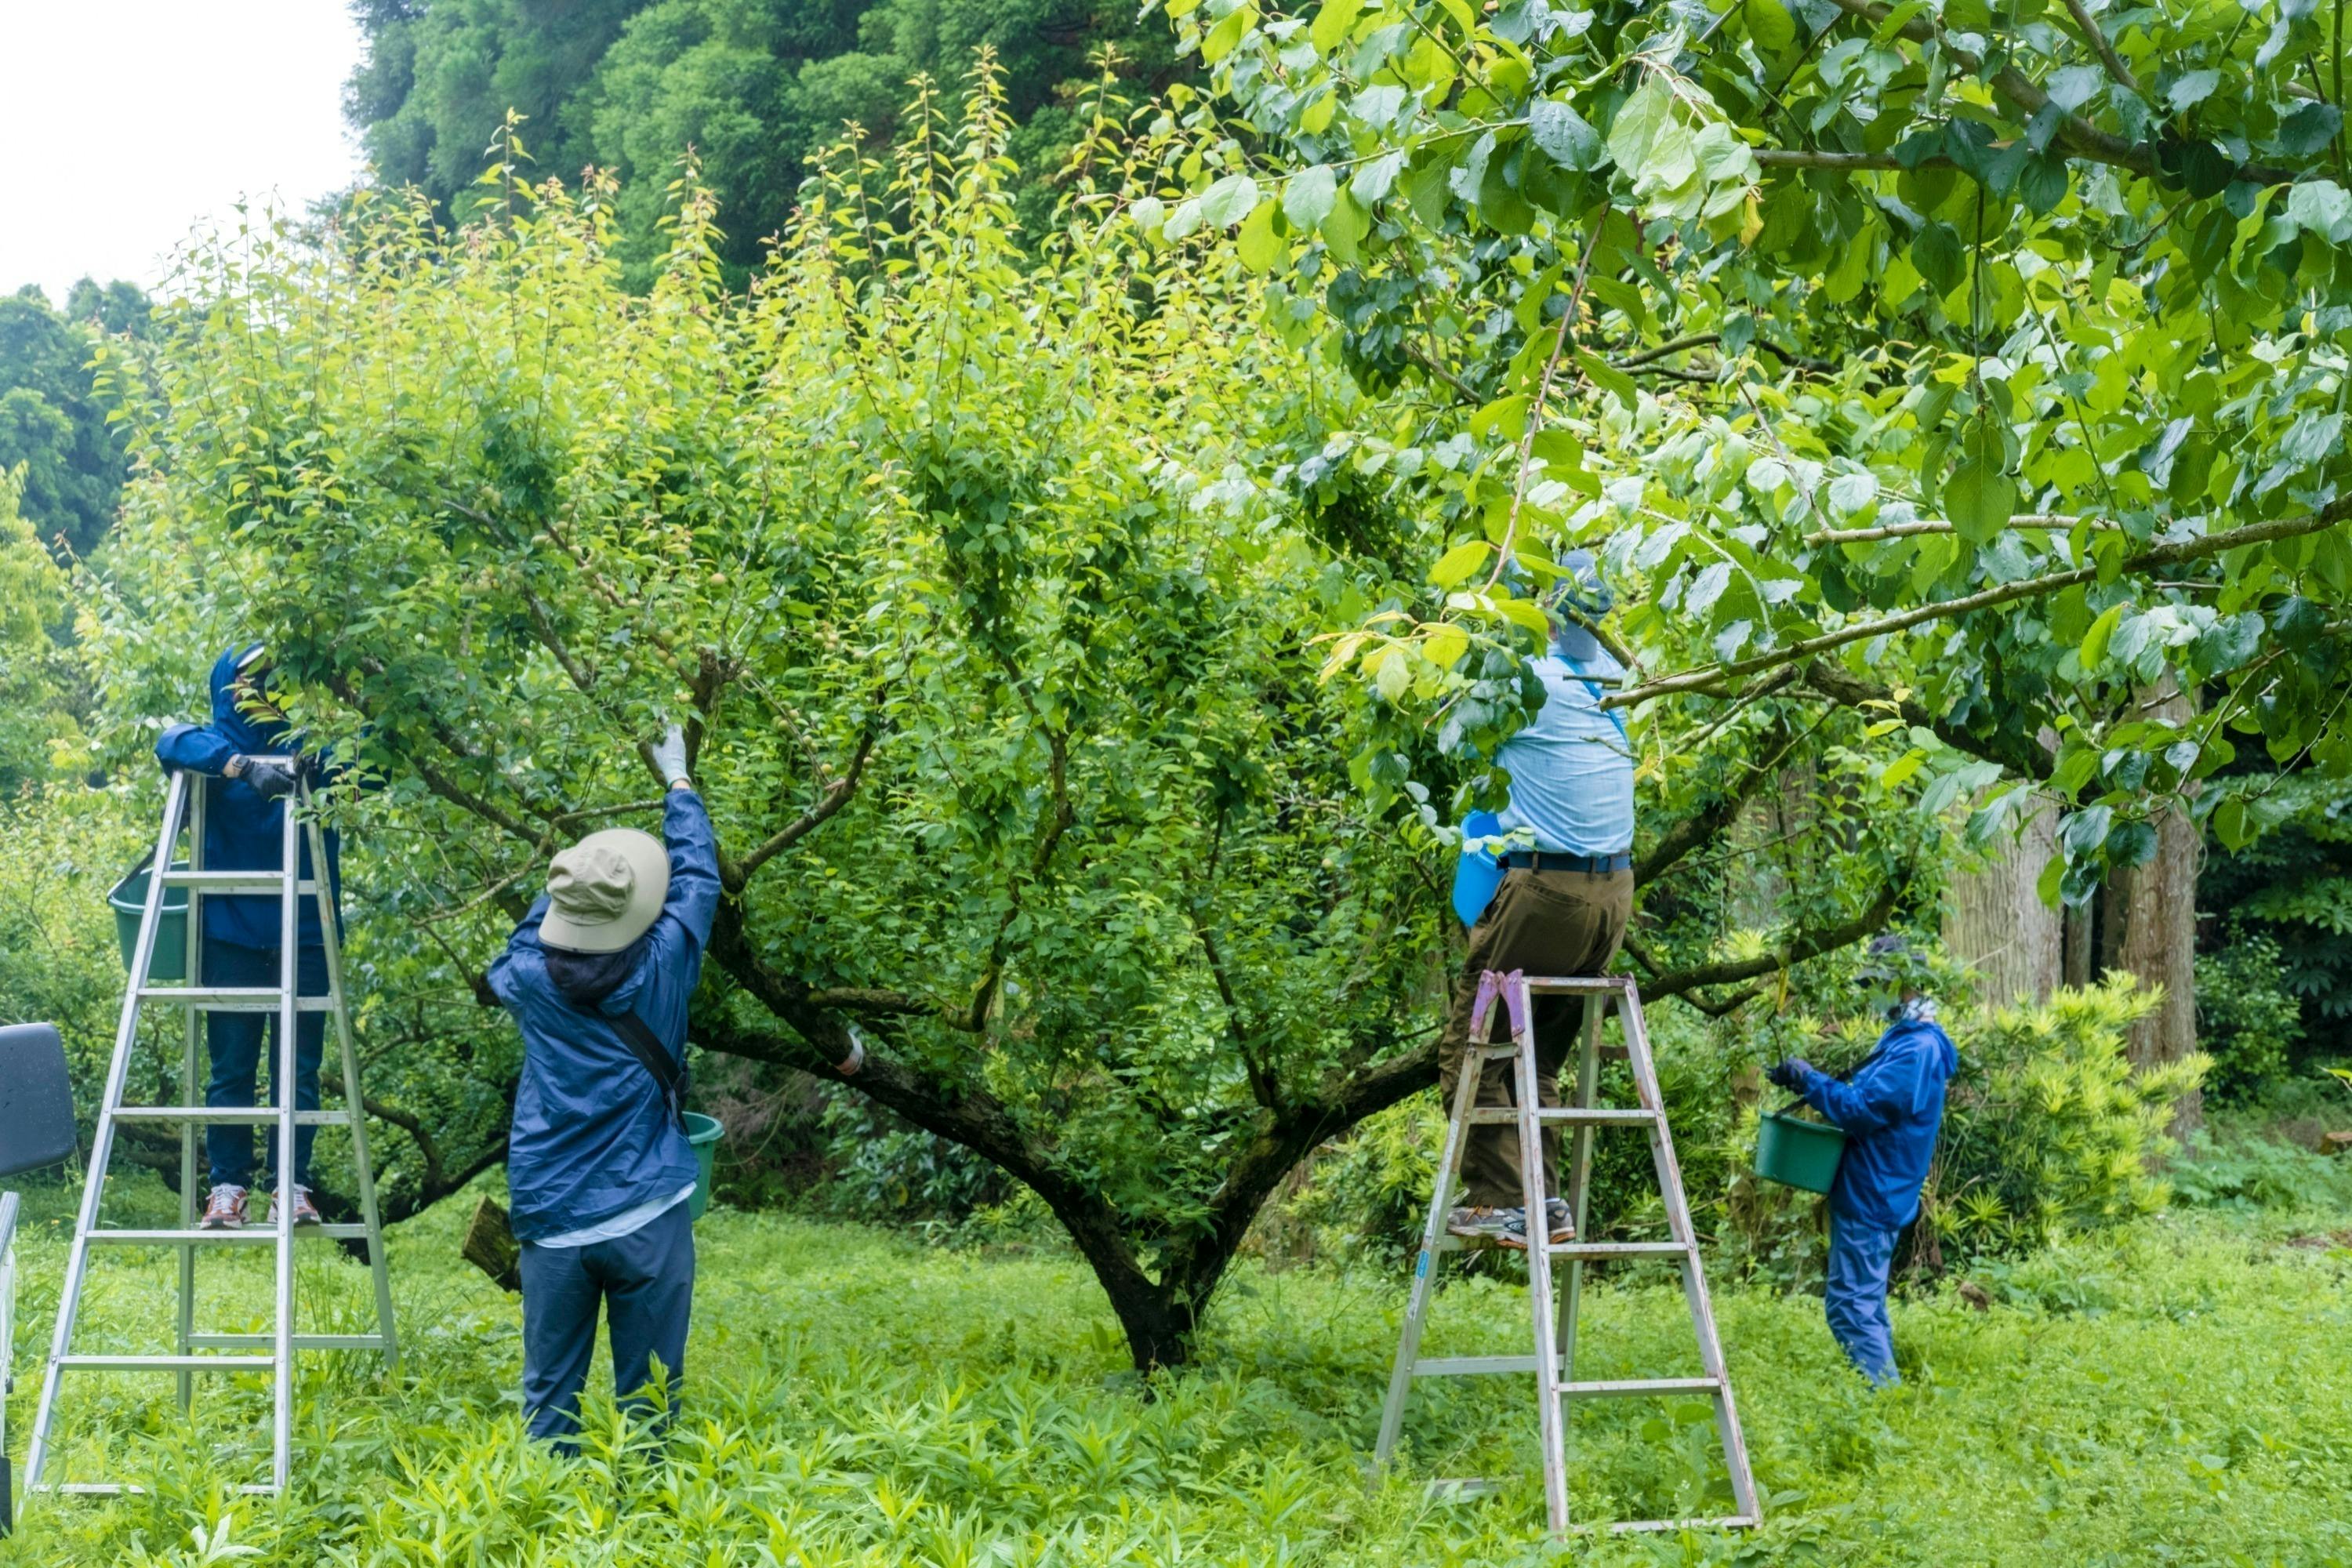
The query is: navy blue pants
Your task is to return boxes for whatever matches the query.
[1825,1218,1901,1386]
[202,940,327,1189]
[518,1201,695,1451]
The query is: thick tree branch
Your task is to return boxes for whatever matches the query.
[1802,661,2056,781]
[1809,0,2295,187]
[1610,503,2352,709]
[724,724,878,891]
[1640,879,1904,1002]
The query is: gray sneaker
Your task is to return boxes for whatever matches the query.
[1501,1199,1575,1250]
[1446,1206,1515,1245]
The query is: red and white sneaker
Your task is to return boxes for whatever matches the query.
[199,1184,249,1229]
[265,1185,322,1227]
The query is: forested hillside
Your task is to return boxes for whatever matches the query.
[343,0,1192,279]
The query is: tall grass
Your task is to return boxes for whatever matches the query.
[5,1167,2350,1566]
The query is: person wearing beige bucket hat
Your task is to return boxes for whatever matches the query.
[486,725,720,1452]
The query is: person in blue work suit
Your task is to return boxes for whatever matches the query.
[155,643,352,1231]
[1442,553,1635,1250]
[489,725,719,1452]
[1767,936,1958,1387]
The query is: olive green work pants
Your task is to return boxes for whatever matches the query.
[1437,866,1634,1208]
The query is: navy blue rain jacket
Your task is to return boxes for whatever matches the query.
[154,643,344,952]
[1796,1018,1959,1230]
[490,789,721,1241]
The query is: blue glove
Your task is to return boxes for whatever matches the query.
[651,725,691,789]
[1766,1058,1812,1092]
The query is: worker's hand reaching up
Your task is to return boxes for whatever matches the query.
[1766,1058,1813,1093]
[652,725,691,791]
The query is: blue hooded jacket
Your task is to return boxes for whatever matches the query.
[1796,1017,1960,1230]
[154,643,344,951]
[489,789,721,1241]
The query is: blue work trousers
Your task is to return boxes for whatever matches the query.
[518,1202,695,1453]
[1825,1218,1901,1387]
[203,940,328,1190]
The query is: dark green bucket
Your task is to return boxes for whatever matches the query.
[1755,1109,1846,1194]
[684,1112,724,1221]
[108,859,191,982]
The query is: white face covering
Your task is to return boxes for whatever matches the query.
[1886,994,1938,1024]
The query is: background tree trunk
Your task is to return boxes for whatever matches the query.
[1944,793,2063,1007]
[2102,684,2204,1135]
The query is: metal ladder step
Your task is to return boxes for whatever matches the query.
[83,1225,374,1245]
[1461,1105,1657,1126]
[109,1107,350,1125]
[161,871,319,894]
[56,1354,274,1371]
[187,1332,392,1351]
[135,988,335,1011]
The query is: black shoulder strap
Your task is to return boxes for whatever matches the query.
[608,1007,691,1133]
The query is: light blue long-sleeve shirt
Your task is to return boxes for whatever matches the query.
[1494,652,1635,857]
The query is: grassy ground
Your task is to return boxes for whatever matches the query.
[2,1170,2350,1566]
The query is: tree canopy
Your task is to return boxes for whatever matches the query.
[1162,0,2352,907]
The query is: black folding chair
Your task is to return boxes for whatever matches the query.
[0,1022,77,1535]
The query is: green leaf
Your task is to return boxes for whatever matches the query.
[2212,797,2254,851]
[1284,164,1338,230]
[2165,70,2220,114]
[1429,539,1493,589]
[1944,458,2016,543]
[1529,100,1604,171]
[1236,199,1285,273]
[1469,394,1529,439]
[1881,748,1928,789]
[1606,78,1673,179]
[2080,602,2125,669]
[1911,221,1965,293]
[1308,0,1363,53]
[1744,0,1797,53]
[1201,5,1254,64]
[2278,100,2344,158]
[1196,174,1260,230]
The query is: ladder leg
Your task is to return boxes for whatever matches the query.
[1621,984,1760,1524]
[1373,971,1497,1473]
[270,800,299,1495]
[1507,974,1570,1537]
[177,780,204,1413]
[1557,993,1602,1382]
[29,771,191,1492]
[307,811,397,1374]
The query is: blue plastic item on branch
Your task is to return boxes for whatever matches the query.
[1451,811,1505,928]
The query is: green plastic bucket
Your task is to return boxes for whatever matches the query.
[109,859,191,982]
[1755,1109,1847,1194]
[684,1112,724,1221]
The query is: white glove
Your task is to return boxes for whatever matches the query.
[652,724,691,789]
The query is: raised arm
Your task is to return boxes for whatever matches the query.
[155,721,238,775]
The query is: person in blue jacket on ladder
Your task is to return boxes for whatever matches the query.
[154,643,355,1232]
[488,726,719,1452]
[1767,936,1958,1387]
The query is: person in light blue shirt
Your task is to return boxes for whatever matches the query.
[1441,554,1637,1250]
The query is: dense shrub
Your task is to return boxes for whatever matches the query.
[1929,978,2202,1250]
[1276,980,2205,1281]
[2195,931,2307,1102]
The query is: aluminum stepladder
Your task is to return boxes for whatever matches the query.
[27,760,397,1498]
[1372,969,1759,1537]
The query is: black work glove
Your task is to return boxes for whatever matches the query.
[1765,1058,1813,1092]
[231,754,303,800]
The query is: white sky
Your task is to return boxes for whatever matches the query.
[0,1,365,306]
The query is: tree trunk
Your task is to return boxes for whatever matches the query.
[1944,793,2063,1008]
[2102,684,2203,1135]
[2063,899,2094,989]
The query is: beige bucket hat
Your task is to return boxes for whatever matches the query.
[539,828,670,953]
